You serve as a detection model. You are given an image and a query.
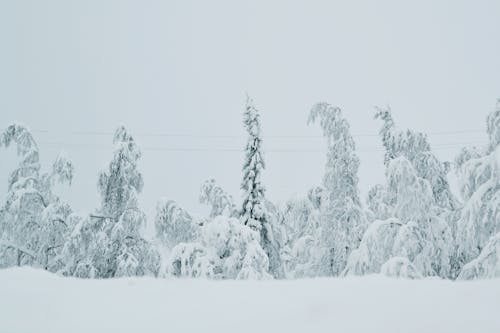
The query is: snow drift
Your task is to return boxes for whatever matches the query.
[1,268,500,333]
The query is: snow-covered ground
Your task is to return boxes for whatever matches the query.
[1,268,499,333]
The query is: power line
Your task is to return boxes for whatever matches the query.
[37,140,488,153]
[30,128,486,139]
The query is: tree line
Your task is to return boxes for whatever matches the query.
[0,97,499,280]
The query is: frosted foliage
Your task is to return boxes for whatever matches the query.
[343,219,402,276]
[375,108,430,165]
[308,103,365,276]
[61,215,106,278]
[62,127,159,278]
[343,217,451,278]
[199,178,237,218]
[112,194,159,278]
[308,103,360,203]
[163,217,271,279]
[381,257,422,279]
[0,124,74,271]
[387,157,433,222]
[454,107,500,267]
[280,190,322,243]
[307,186,323,210]
[98,126,144,219]
[353,157,453,278]
[37,201,72,271]
[237,241,271,280]
[0,123,40,189]
[375,107,456,210]
[260,200,284,278]
[278,189,322,278]
[202,216,270,279]
[366,185,391,221]
[155,198,198,248]
[413,152,454,210]
[51,153,74,185]
[241,97,266,230]
[454,146,485,200]
[458,232,500,280]
[164,243,217,278]
[285,235,320,278]
[487,101,500,151]
[63,196,159,278]
[114,238,160,278]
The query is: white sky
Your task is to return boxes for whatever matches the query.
[1,0,499,222]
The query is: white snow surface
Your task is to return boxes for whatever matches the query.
[1,268,499,333]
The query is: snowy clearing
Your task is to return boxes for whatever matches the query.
[1,268,499,333]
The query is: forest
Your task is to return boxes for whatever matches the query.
[1,98,499,281]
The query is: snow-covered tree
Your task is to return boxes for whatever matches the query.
[155,198,199,249]
[97,126,144,220]
[454,102,500,275]
[62,126,159,278]
[344,157,453,278]
[241,96,267,229]
[458,232,500,280]
[381,257,422,279]
[342,107,459,279]
[162,216,271,280]
[307,102,366,276]
[278,187,322,278]
[0,124,74,271]
[61,214,107,278]
[343,219,402,276]
[199,178,238,218]
[375,107,457,211]
[240,96,281,278]
[366,184,391,221]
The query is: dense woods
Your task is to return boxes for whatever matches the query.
[1,100,499,280]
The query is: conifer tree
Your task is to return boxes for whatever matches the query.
[240,96,281,277]
[241,96,266,230]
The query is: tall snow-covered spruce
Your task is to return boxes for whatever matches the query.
[240,97,281,278]
[308,103,366,276]
[241,96,266,230]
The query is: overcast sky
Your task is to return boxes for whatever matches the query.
[1,0,499,223]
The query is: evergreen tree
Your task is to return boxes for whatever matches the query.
[241,96,267,230]
[240,96,281,278]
